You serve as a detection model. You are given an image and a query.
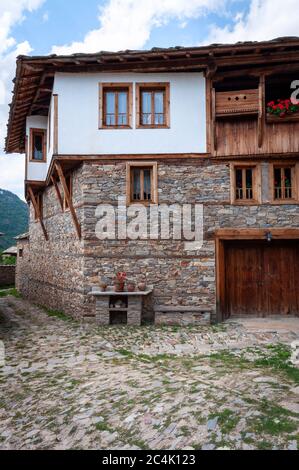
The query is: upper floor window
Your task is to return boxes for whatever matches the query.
[270,164,298,203]
[30,129,46,162]
[136,83,170,128]
[230,163,261,204]
[99,83,132,129]
[126,162,158,205]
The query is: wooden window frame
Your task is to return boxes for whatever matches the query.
[99,83,133,129]
[126,162,158,205]
[136,83,170,129]
[269,162,299,204]
[63,173,73,211]
[29,128,47,162]
[230,162,261,205]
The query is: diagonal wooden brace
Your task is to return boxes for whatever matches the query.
[55,162,81,239]
[51,175,64,211]
[28,186,48,241]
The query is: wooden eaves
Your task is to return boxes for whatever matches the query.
[5,36,299,155]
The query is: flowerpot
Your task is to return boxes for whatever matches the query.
[127,282,136,292]
[138,282,146,292]
[114,281,125,292]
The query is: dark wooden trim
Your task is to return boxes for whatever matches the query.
[126,161,158,205]
[50,175,64,210]
[54,162,81,239]
[28,186,48,240]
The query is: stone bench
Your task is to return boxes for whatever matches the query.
[154,305,212,325]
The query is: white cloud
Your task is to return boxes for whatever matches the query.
[0,0,45,200]
[206,0,299,44]
[52,0,225,54]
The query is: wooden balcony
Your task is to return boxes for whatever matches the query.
[215,89,259,118]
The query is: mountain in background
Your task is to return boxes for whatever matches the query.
[0,189,28,251]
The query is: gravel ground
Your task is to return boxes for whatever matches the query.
[0,296,298,450]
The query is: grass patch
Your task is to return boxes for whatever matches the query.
[209,408,240,434]
[247,400,298,436]
[253,344,299,384]
[0,288,21,298]
[43,308,73,322]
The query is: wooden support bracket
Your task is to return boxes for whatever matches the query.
[50,175,64,211]
[28,186,48,241]
[54,162,81,239]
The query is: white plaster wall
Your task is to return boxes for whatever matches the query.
[26,116,48,181]
[53,72,207,155]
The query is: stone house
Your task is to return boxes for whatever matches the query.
[5,37,299,325]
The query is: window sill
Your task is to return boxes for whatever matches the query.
[136,125,170,129]
[270,199,299,205]
[29,158,46,163]
[231,200,260,205]
[99,125,132,130]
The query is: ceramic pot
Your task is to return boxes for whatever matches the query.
[138,282,146,292]
[114,280,125,292]
[127,282,136,292]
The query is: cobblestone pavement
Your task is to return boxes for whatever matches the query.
[0,296,298,450]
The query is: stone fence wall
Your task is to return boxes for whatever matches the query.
[0,265,15,288]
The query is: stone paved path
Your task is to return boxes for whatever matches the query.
[0,296,298,450]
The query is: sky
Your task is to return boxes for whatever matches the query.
[0,0,298,200]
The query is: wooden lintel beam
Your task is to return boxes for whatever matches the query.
[50,175,64,210]
[27,186,48,241]
[54,162,81,239]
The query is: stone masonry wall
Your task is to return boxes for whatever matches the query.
[0,265,15,288]
[17,168,86,319]
[82,160,299,323]
[16,158,299,324]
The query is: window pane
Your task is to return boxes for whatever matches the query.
[33,134,43,160]
[154,92,164,125]
[141,91,152,125]
[274,168,282,199]
[284,167,292,198]
[236,169,243,199]
[133,169,141,200]
[143,169,151,200]
[118,92,127,125]
[245,169,253,199]
[105,92,115,125]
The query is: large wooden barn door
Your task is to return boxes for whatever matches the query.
[224,240,299,317]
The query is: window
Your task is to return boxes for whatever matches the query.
[63,174,72,210]
[30,129,46,162]
[126,162,158,205]
[270,164,298,203]
[18,248,23,258]
[99,83,133,128]
[230,163,261,204]
[34,193,43,220]
[136,83,170,128]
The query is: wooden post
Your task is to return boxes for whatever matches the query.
[50,175,64,210]
[54,162,81,239]
[258,74,265,148]
[211,87,217,152]
[53,94,58,154]
[28,186,48,241]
